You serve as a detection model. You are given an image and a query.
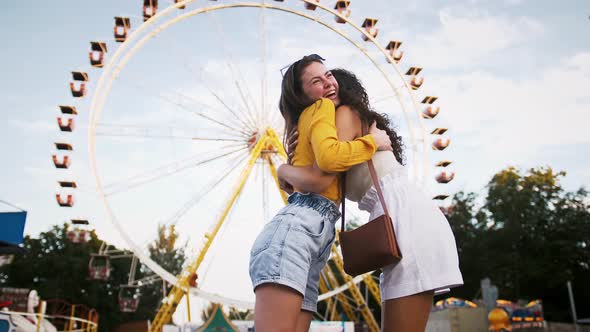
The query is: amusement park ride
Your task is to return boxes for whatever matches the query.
[0,288,100,332]
[50,0,457,331]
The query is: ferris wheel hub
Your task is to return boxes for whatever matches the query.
[247,131,260,150]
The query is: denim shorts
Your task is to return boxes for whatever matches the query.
[249,192,340,312]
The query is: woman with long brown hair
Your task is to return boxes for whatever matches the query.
[249,55,393,331]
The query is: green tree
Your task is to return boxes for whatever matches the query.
[0,223,188,331]
[445,167,590,321]
[228,307,252,320]
[125,224,187,323]
[0,223,133,331]
[443,191,487,300]
[148,224,186,276]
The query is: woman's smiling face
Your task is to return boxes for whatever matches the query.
[300,61,340,107]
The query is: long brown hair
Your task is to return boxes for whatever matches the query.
[331,68,405,164]
[279,54,326,147]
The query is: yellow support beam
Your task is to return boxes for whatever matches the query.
[35,301,44,332]
[67,305,76,332]
[318,276,338,321]
[266,154,289,204]
[323,264,356,321]
[151,127,382,330]
[151,130,285,331]
[363,273,381,304]
[331,245,380,332]
[265,127,288,159]
[186,290,192,322]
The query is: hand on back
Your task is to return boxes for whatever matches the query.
[285,129,299,164]
[369,121,393,151]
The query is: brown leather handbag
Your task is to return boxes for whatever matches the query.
[339,159,402,276]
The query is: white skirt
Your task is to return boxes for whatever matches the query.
[358,170,464,301]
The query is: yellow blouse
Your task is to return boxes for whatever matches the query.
[291,98,377,202]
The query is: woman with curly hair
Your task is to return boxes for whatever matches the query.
[278,68,463,332]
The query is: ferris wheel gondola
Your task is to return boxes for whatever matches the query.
[422,105,440,119]
[360,18,378,41]
[67,219,91,244]
[69,71,88,98]
[89,42,108,68]
[333,1,350,23]
[385,40,403,64]
[143,0,159,21]
[114,17,131,42]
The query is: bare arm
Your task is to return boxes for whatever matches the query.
[277,105,363,194]
[277,163,335,194]
[308,99,390,172]
[278,129,334,193]
[334,104,362,141]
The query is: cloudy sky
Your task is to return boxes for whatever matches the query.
[1,0,589,322]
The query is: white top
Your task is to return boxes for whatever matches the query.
[344,151,404,202]
[344,152,463,301]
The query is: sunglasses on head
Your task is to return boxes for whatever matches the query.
[280,54,326,77]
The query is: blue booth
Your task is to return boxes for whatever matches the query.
[0,211,27,255]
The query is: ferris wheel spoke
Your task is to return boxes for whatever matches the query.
[268,94,284,131]
[158,92,252,138]
[95,121,244,140]
[267,102,280,131]
[259,2,270,130]
[198,184,247,286]
[192,75,259,135]
[115,76,250,138]
[154,24,259,133]
[157,87,248,136]
[165,151,249,228]
[102,143,241,193]
[140,150,250,248]
[103,144,247,197]
[208,10,261,128]
[262,160,270,222]
[372,90,403,105]
[113,60,251,135]
[191,137,244,142]
[186,63,259,133]
[372,94,395,105]
[270,111,284,136]
[165,84,256,136]
[95,132,243,141]
[234,80,262,130]
[95,123,243,141]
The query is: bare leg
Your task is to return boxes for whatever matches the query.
[295,310,313,332]
[381,290,434,332]
[254,284,303,332]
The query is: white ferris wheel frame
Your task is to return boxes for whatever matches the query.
[88,0,430,309]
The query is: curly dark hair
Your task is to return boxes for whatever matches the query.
[331,68,405,164]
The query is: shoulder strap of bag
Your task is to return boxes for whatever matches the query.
[341,173,346,231]
[341,122,391,230]
[367,160,390,217]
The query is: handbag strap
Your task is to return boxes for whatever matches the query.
[367,160,391,217]
[341,173,346,231]
[341,123,391,230]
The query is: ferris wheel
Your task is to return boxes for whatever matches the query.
[51,0,456,331]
